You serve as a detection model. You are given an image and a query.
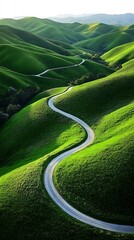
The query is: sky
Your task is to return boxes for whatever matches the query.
[0,0,134,19]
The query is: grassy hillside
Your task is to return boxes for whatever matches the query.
[0,25,73,56]
[124,24,134,36]
[0,18,87,44]
[74,29,134,53]
[0,67,33,96]
[1,18,133,50]
[0,18,133,50]
[0,87,132,240]
[0,20,114,101]
[43,58,113,82]
[0,23,113,93]
[54,65,134,225]
[0,17,134,240]
[0,87,85,166]
[0,65,74,97]
[0,88,87,240]
[0,43,82,74]
[118,59,134,72]
[71,22,117,38]
[0,47,112,98]
[102,42,134,66]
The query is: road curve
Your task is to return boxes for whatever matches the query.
[44,87,134,234]
[35,59,85,77]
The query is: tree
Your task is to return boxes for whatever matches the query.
[6,104,21,116]
[0,111,9,126]
[7,86,17,97]
[0,85,39,124]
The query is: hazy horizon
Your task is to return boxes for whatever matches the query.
[0,0,134,19]
[0,12,134,21]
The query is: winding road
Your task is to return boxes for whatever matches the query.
[35,59,85,77]
[44,88,134,234]
[36,58,134,234]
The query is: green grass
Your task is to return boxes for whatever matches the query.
[0,17,134,240]
[102,42,134,66]
[0,43,81,74]
[73,30,134,53]
[0,87,86,237]
[72,22,117,38]
[31,56,113,91]
[0,87,132,240]
[0,25,73,56]
[0,18,87,44]
[43,58,113,81]
[54,102,134,224]
[29,87,67,103]
[0,67,32,96]
[0,45,112,97]
[0,66,70,97]
[0,87,85,167]
[119,59,134,72]
[54,66,134,225]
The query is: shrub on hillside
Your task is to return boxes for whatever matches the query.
[0,85,39,127]
[71,72,107,86]
[0,111,9,126]
[6,104,21,116]
[7,86,18,97]
[15,86,39,106]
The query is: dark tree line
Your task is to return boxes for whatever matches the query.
[70,72,108,86]
[0,85,39,127]
[89,54,122,71]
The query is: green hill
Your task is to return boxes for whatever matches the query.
[0,67,33,96]
[54,64,134,225]
[0,17,134,240]
[0,24,113,94]
[124,24,134,36]
[119,59,134,72]
[72,22,117,38]
[74,30,134,53]
[0,25,75,56]
[0,86,132,240]
[0,88,91,240]
[0,43,82,74]
[0,18,133,55]
[0,18,87,44]
[43,58,113,82]
[0,87,85,166]
[102,42,134,66]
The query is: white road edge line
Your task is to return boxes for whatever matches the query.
[44,87,134,234]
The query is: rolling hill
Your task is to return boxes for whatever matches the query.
[70,22,118,38]
[74,28,134,53]
[0,17,134,240]
[0,67,32,96]
[54,61,134,225]
[0,21,114,96]
[0,17,87,44]
[0,24,75,56]
[102,41,134,66]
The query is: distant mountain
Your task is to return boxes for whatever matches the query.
[51,13,134,25]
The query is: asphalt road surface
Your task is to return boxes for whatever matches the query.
[44,87,134,234]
